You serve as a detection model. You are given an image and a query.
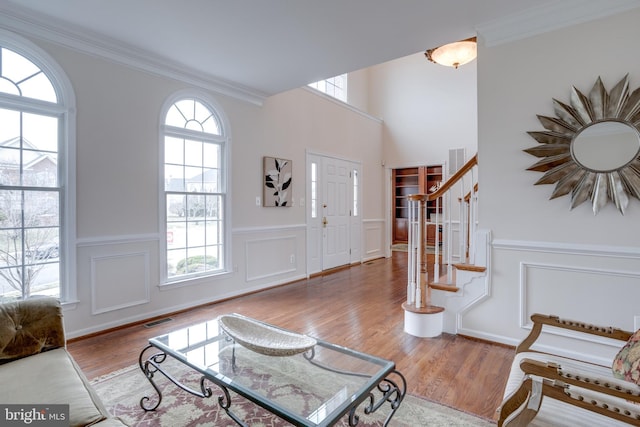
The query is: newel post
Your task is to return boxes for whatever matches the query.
[401,194,444,338]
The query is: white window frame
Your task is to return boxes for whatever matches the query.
[0,29,77,305]
[308,74,348,102]
[159,90,232,288]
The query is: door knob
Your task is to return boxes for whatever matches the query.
[322,217,328,227]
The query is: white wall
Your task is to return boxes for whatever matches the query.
[21,36,384,337]
[469,9,640,354]
[367,52,478,170]
[346,67,370,113]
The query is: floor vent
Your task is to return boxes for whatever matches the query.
[144,317,173,328]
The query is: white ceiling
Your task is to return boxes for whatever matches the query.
[2,0,640,103]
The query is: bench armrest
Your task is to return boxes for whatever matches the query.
[498,375,640,427]
[516,314,633,354]
[520,358,640,404]
[498,358,640,426]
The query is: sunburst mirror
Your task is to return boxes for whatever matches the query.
[525,74,640,215]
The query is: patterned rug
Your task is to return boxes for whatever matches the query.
[91,357,494,427]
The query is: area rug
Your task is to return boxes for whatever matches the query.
[91,359,493,427]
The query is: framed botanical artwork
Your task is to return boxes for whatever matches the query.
[263,156,292,207]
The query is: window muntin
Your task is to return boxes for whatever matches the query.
[165,99,220,135]
[308,74,347,102]
[163,98,226,281]
[0,47,57,102]
[0,47,62,301]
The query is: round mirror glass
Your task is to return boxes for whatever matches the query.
[571,121,640,172]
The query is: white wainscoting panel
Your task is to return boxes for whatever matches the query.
[91,251,150,315]
[245,235,297,281]
[515,260,640,365]
[363,219,384,261]
[520,262,640,331]
[460,238,640,358]
[307,223,322,275]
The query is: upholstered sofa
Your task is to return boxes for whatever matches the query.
[0,297,127,426]
[498,313,640,426]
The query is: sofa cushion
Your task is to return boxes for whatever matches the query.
[0,348,107,427]
[0,297,65,362]
[612,328,640,384]
[504,351,640,427]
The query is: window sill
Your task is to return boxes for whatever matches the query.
[159,270,232,291]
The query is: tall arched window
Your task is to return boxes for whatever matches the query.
[0,30,76,302]
[161,94,229,283]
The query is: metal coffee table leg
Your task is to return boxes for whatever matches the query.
[138,345,212,411]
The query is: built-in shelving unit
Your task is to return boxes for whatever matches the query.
[393,165,443,243]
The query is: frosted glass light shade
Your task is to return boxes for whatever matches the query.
[425,38,477,69]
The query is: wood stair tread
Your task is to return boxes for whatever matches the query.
[453,263,486,272]
[401,302,445,314]
[427,262,486,293]
[429,282,460,293]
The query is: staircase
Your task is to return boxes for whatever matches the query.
[402,154,488,336]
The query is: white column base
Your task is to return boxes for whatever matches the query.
[403,309,444,338]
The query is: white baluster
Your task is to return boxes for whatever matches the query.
[469,166,477,265]
[433,197,440,281]
[415,205,422,309]
[407,199,415,305]
[446,187,453,283]
[458,178,465,264]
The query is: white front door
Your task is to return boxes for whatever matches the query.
[322,157,350,270]
[306,153,361,274]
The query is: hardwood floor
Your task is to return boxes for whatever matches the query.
[67,251,515,422]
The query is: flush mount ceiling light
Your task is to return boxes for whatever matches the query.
[425,37,477,69]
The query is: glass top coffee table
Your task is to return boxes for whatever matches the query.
[138,314,406,426]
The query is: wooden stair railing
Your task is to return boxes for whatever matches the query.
[427,154,477,201]
[406,154,479,297]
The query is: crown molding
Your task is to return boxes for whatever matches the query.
[477,0,640,47]
[0,5,267,106]
[5,1,638,101]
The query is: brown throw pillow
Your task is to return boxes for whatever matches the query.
[0,298,65,362]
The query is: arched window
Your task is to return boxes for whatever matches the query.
[161,94,229,283]
[0,30,76,302]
